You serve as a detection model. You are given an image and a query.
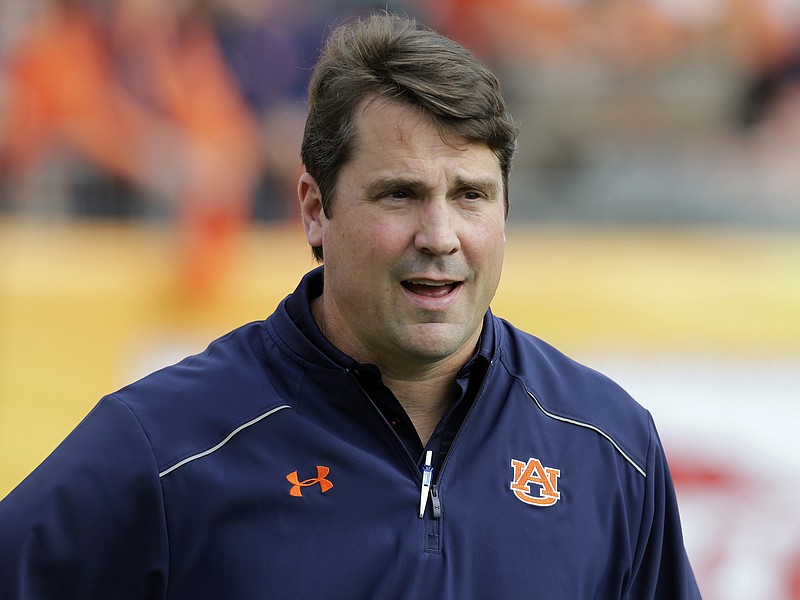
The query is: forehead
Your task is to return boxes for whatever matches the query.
[355,97,444,144]
[348,98,501,177]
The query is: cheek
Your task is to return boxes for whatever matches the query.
[471,217,506,258]
[362,220,409,262]
[325,215,405,272]
[470,223,506,292]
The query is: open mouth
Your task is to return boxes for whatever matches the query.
[401,280,461,298]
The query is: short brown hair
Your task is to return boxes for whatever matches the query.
[300,13,518,260]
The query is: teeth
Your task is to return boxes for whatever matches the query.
[407,280,450,286]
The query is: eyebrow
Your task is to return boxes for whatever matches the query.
[364,176,501,198]
[364,177,425,198]
[453,176,501,197]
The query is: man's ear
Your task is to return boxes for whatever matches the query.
[298,172,324,248]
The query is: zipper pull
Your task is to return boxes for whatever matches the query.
[418,450,433,518]
[430,484,441,519]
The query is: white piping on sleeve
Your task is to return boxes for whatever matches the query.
[526,390,646,478]
[158,404,292,478]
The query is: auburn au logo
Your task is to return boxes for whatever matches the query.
[286,465,334,497]
[510,458,561,506]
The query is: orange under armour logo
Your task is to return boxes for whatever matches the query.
[286,465,334,497]
[510,457,561,506]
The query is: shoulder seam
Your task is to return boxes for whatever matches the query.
[158,404,292,478]
[526,389,647,478]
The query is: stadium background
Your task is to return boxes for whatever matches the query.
[1,1,799,598]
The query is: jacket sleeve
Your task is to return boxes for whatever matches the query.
[0,395,169,599]
[626,414,702,599]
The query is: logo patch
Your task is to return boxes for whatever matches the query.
[286,465,334,497]
[510,458,561,506]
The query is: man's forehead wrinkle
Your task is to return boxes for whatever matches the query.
[359,97,460,148]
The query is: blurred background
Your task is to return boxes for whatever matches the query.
[1,0,799,597]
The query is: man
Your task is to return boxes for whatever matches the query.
[0,13,701,599]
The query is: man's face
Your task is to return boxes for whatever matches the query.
[299,98,506,375]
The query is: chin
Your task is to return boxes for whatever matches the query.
[400,325,474,361]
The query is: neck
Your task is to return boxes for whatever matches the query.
[311,295,466,445]
[382,370,460,446]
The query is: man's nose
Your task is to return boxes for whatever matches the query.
[413,199,460,255]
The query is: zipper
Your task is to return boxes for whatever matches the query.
[345,369,441,523]
[430,484,441,518]
[418,451,443,520]
[418,450,434,518]
[430,358,496,488]
[425,481,443,552]
[346,359,496,522]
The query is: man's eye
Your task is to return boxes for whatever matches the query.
[387,190,409,199]
[463,191,484,201]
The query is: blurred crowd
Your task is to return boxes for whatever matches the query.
[0,0,798,289]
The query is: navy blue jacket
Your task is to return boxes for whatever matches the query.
[0,269,701,599]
